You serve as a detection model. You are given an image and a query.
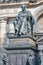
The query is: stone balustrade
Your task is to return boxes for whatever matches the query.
[0,0,42,3]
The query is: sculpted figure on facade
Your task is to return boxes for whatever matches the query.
[13,4,35,36]
[2,55,7,65]
[13,16,22,35]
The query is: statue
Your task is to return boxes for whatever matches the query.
[13,4,35,36]
[35,51,41,65]
[13,16,22,35]
[27,50,41,65]
[2,55,7,65]
[28,53,35,65]
[26,59,30,65]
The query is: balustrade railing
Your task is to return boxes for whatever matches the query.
[0,0,42,4]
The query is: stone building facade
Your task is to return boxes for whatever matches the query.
[0,0,43,65]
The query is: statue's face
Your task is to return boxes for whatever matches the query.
[22,7,26,12]
[21,5,26,12]
[28,50,35,65]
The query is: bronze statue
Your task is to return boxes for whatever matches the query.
[13,4,35,36]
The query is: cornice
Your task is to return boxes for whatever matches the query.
[0,1,43,8]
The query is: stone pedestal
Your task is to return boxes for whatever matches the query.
[4,34,37,65]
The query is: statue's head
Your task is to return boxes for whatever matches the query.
[21,4,26,12]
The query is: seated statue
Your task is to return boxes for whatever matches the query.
[13,4,35,36]
[13,16,22,35]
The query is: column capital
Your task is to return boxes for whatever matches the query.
[0,17,7,23]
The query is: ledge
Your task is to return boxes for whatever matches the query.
[6,33,35,41]
[0,1,43,8]
[7,33,32,39]
[27,0,43,8]
[34,33,43,36]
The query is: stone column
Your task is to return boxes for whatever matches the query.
[9,22,14,33]
[0,19,7,46]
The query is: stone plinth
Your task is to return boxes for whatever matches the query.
[4,33,37,65]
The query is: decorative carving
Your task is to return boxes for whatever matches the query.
[2,55,7,65]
